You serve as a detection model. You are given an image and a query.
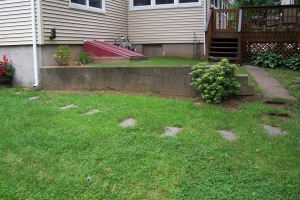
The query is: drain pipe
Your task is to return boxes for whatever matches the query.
[31,0,39,88]
[204,0,207,56]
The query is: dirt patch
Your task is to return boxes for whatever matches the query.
[220,99,241,110]
[267,112,292,121]
[263,100,286,108]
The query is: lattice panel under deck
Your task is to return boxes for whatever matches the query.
[242,42,300,61]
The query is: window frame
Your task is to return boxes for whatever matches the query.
[69,0,106,13]
[130,0,201,10]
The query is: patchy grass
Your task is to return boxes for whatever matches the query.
[265,68,300,100]
[89,57,202,67]
[0,88,299,199]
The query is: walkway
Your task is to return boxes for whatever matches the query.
[244,65,297,101]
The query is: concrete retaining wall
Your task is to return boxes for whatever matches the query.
[40,66,198,97]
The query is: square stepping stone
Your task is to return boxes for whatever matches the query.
[120,118,136,127]
[217,130,236,140]
[29,96,40,100]
[84,109,100,115]
[160,126,182,137]
[263,125,287,136]
[60,104,77,109]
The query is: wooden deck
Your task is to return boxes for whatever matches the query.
[205,5,300,64]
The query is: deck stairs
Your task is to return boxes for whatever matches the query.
[208,38,238,63]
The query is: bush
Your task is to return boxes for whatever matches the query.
[190,59,240,104]
[286,54,300,71]
[54,45,71,66]
[251,51,286,69]
[76,49,93,65]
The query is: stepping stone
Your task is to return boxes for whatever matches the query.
[160,126,182,137]
[217,130,236,140]
[263,125,287,136]
[60,104,77,109]
[15,92,21,95]
[120,118,136,127]
[29,96,40,100]
[84,109,100,115]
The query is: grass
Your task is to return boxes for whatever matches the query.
[0,87,299,199]
[88,57,202,67]
[265,68,300,100]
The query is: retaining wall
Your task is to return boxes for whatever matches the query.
[40,66,198,97]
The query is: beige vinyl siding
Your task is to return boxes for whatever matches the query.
[42,0,128,44]
[0,0,32,46]
[128,2,204,44]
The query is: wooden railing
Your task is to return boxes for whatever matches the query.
[205,8,213,61]
[240,5,300,40]
[239,5,300,62]
[205,5,300,63]
[213,9,239,32]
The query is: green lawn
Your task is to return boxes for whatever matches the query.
[88,57,202,67]
[0,86,299,199]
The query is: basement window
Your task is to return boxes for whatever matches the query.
[131,0,201,9]
[69,0,105,13]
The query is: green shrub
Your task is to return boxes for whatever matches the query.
[190,59,240,104]
[251,51,286,69]
[76,49,93,64]
[53,45,71,66]
[286,54,300,71]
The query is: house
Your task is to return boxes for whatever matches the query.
[0,0,228,88]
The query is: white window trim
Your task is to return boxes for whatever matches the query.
[69,0,106,14]
[130,0,201,11]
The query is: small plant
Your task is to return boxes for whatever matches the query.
[53,45,71,66]
[251,51,286,69]
[190,59,240,104]
[76,49,93,65]
[0,55,14,76]
[285,54,300,71]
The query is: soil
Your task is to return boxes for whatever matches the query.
[267,112,292,121]
[263,100,286,108]
[220,99,241,110]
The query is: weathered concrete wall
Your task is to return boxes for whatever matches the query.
[0,45,36,87]
[136,43,204,58]
[40,66,198,97]
[41,44,82,66]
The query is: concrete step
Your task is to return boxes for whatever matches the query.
[234,74,249,86]
[237,84,254,96]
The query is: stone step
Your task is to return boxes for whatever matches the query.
[234,74,249,86]
[237,84,255,96]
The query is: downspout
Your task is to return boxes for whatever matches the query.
[204,0,207,55]
[31,0,39,88]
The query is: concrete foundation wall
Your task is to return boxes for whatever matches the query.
[0,46,36,87]
[40,66,198,97]
[41,44,82,66]
[136,43,204,58]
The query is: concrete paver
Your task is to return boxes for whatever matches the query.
[217,130,236,140]
[120,118,136,127]
[160,126,182,137]
[245,65,297,101]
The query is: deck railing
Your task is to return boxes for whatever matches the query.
[205,5,300,63]
[239,5,300,62]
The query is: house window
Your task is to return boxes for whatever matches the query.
[134,0,151,6]
[70,0,105,12]
[179,0,198,3]
[156,0,174,5]
[131,0,200,9]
